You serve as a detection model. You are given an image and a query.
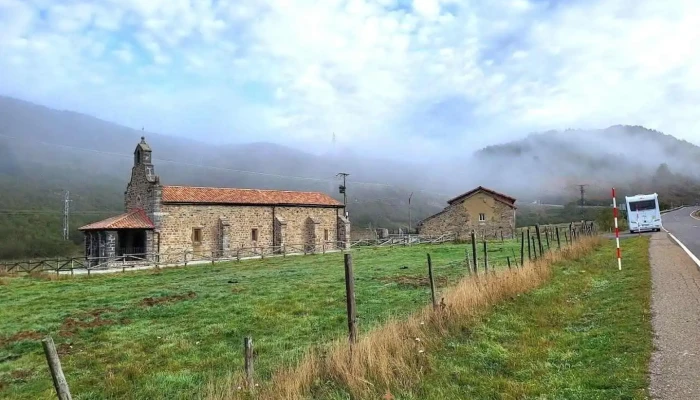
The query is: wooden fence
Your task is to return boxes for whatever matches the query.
[0,224,595,276]
[0,234,459,276]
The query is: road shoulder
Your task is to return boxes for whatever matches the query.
[649,232,700,399]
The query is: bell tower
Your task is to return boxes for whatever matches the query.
[125,136,160,213]
[133,136,156,182]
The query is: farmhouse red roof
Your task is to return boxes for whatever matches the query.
[161,185,344,207]
[447,186,517,206]
[78,209,155,231]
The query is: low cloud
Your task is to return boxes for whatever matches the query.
[1,0,699,159]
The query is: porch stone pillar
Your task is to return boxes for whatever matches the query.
[145,230,155,261]
[105,231,118,267]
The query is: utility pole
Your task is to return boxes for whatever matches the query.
[408,192,413,234]
[62,190,71,240]
[337,173,349,217]
[577,184,589,207]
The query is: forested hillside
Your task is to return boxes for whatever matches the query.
[2,96,700,259]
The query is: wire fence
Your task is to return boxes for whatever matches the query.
[30,220,599,398]
[0,234,459,276]
[0,222,596,276]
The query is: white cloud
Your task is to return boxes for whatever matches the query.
[1,0,700,158]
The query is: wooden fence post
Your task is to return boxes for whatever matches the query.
[531,236,537,260]
[507,256,511,269]
[471,231,478,275]
[42,336,72,400]
[427,254,437,310]
[556,227,561,249]
[244,337,254,389]
[535,225,543,255]
[545,227,551,250]
[520,231,525,266]
[500,230,503,243]
[483,241,488,273]
[344,253,358,344]
[527,229,531,260]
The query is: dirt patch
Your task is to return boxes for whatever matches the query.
[59,307,128,337]
[0,330,43,347]
[379,275,450,288]
[139,291,197,307]
[10,369,32,381]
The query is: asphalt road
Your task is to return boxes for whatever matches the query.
[662,207,700,260]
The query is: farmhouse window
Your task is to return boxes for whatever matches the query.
[252,228,259,241]
[192,228,203,243]
[324,229,329,241]
[479,213,486,222]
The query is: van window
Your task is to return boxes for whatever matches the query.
[629,200,656,211]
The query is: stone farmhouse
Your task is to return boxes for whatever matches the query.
[417,186,517,240]
[79,138,350,265]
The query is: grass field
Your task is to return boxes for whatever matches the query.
[395,236,653,399]
[0,240,520,399]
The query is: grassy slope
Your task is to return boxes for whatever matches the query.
[401,236,652,399]
[0,240,518,399]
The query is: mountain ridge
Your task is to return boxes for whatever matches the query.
[1,95,700,258]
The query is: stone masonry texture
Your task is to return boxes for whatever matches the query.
[418,191,516,240]
[87,138,350,263]
[157,204,342,258]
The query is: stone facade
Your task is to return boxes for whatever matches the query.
[82,137,350,264]
[418,189,516,240]
[156,204,344,259]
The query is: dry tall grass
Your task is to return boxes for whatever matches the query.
[204,237,602,400]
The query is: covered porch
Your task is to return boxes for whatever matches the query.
[79,209,156,268]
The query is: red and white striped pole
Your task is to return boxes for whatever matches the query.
[612,188,622,270]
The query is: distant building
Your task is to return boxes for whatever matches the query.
[79,137,350,266]
[417,186,517,240]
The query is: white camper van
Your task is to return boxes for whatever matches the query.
[625,193,662,233]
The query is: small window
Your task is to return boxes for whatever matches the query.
[192,228,202,243]
[252,228,258,242]
[324,229,329,241]
[479,213,486,222]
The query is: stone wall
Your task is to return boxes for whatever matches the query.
[124,155,162,234]
[418,192,516,240]
[157,204,344,258]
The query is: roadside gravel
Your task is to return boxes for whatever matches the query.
[649,232,700,399]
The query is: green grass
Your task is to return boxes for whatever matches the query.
[0,240,520,399]
[396,236,652,400]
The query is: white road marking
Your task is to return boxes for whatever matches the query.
[663,227,700,271]
[690,210,700,221]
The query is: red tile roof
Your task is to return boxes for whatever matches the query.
[161,186,344,207]
[447,186,517,207]
[79,209,155,231]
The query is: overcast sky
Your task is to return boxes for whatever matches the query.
[1,0,699,159]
